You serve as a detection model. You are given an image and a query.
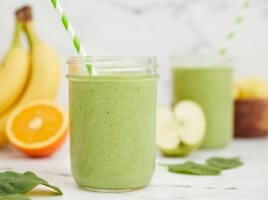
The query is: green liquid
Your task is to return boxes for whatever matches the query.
[68,75,157,191]
[172,66,233,148]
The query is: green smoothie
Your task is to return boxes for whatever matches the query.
[172,65,233,149]
[67,57,158,191]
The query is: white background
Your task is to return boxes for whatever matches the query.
[1,0,267,106]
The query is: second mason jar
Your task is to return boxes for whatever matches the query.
[67,56,158,192]
[171,56,233,149]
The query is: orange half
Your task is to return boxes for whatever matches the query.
[6,100,69,157]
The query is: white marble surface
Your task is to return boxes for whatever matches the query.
[1,138,268,200]
[1,0,268,106]
[1,1,268,199]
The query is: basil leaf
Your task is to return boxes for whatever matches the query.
[206,157,243,170]
[168,161,222,176]
[0,194,30,200]
[0,171,62,196]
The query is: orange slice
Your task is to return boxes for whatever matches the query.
[6,100,69,157]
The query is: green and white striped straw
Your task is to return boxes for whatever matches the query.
[219,1,251,55]
[50,0,93,74]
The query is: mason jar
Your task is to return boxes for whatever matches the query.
[171,55,233,148]
[67,56,158,192]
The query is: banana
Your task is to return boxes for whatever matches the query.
[19,21,61,103]
[0,19,61,147]
[0,21,29,114]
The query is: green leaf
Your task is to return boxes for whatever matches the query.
[168,161,222,176]
[0,171,62,196]
[206,157,243,170]
[0,194,30,200]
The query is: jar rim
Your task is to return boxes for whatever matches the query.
[67,56,157,65]
[170,54,233,67]
[67,56,158,76]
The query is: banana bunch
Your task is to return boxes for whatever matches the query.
[0,6,61,147]
[233,77,268,100]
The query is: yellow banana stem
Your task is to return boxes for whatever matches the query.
[11,21,22,48]
[24,21,40,48]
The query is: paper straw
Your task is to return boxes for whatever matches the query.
[50,0,93,74]
[219,1,251,55]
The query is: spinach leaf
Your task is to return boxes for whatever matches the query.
[168,161,222,176]
[0,194,30,200]
[206,157,243,170]
[0,171,62,196]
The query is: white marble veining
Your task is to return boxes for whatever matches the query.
[1,0,268,106]
[1,138,268,199]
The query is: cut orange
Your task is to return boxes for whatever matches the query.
[6,100,69,157]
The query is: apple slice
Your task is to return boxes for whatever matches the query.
[156,107,180,152]
[156,102,206,157]
[156,107,194,157]
[174,100,206,147]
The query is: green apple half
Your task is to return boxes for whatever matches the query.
[156,101,206,157]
